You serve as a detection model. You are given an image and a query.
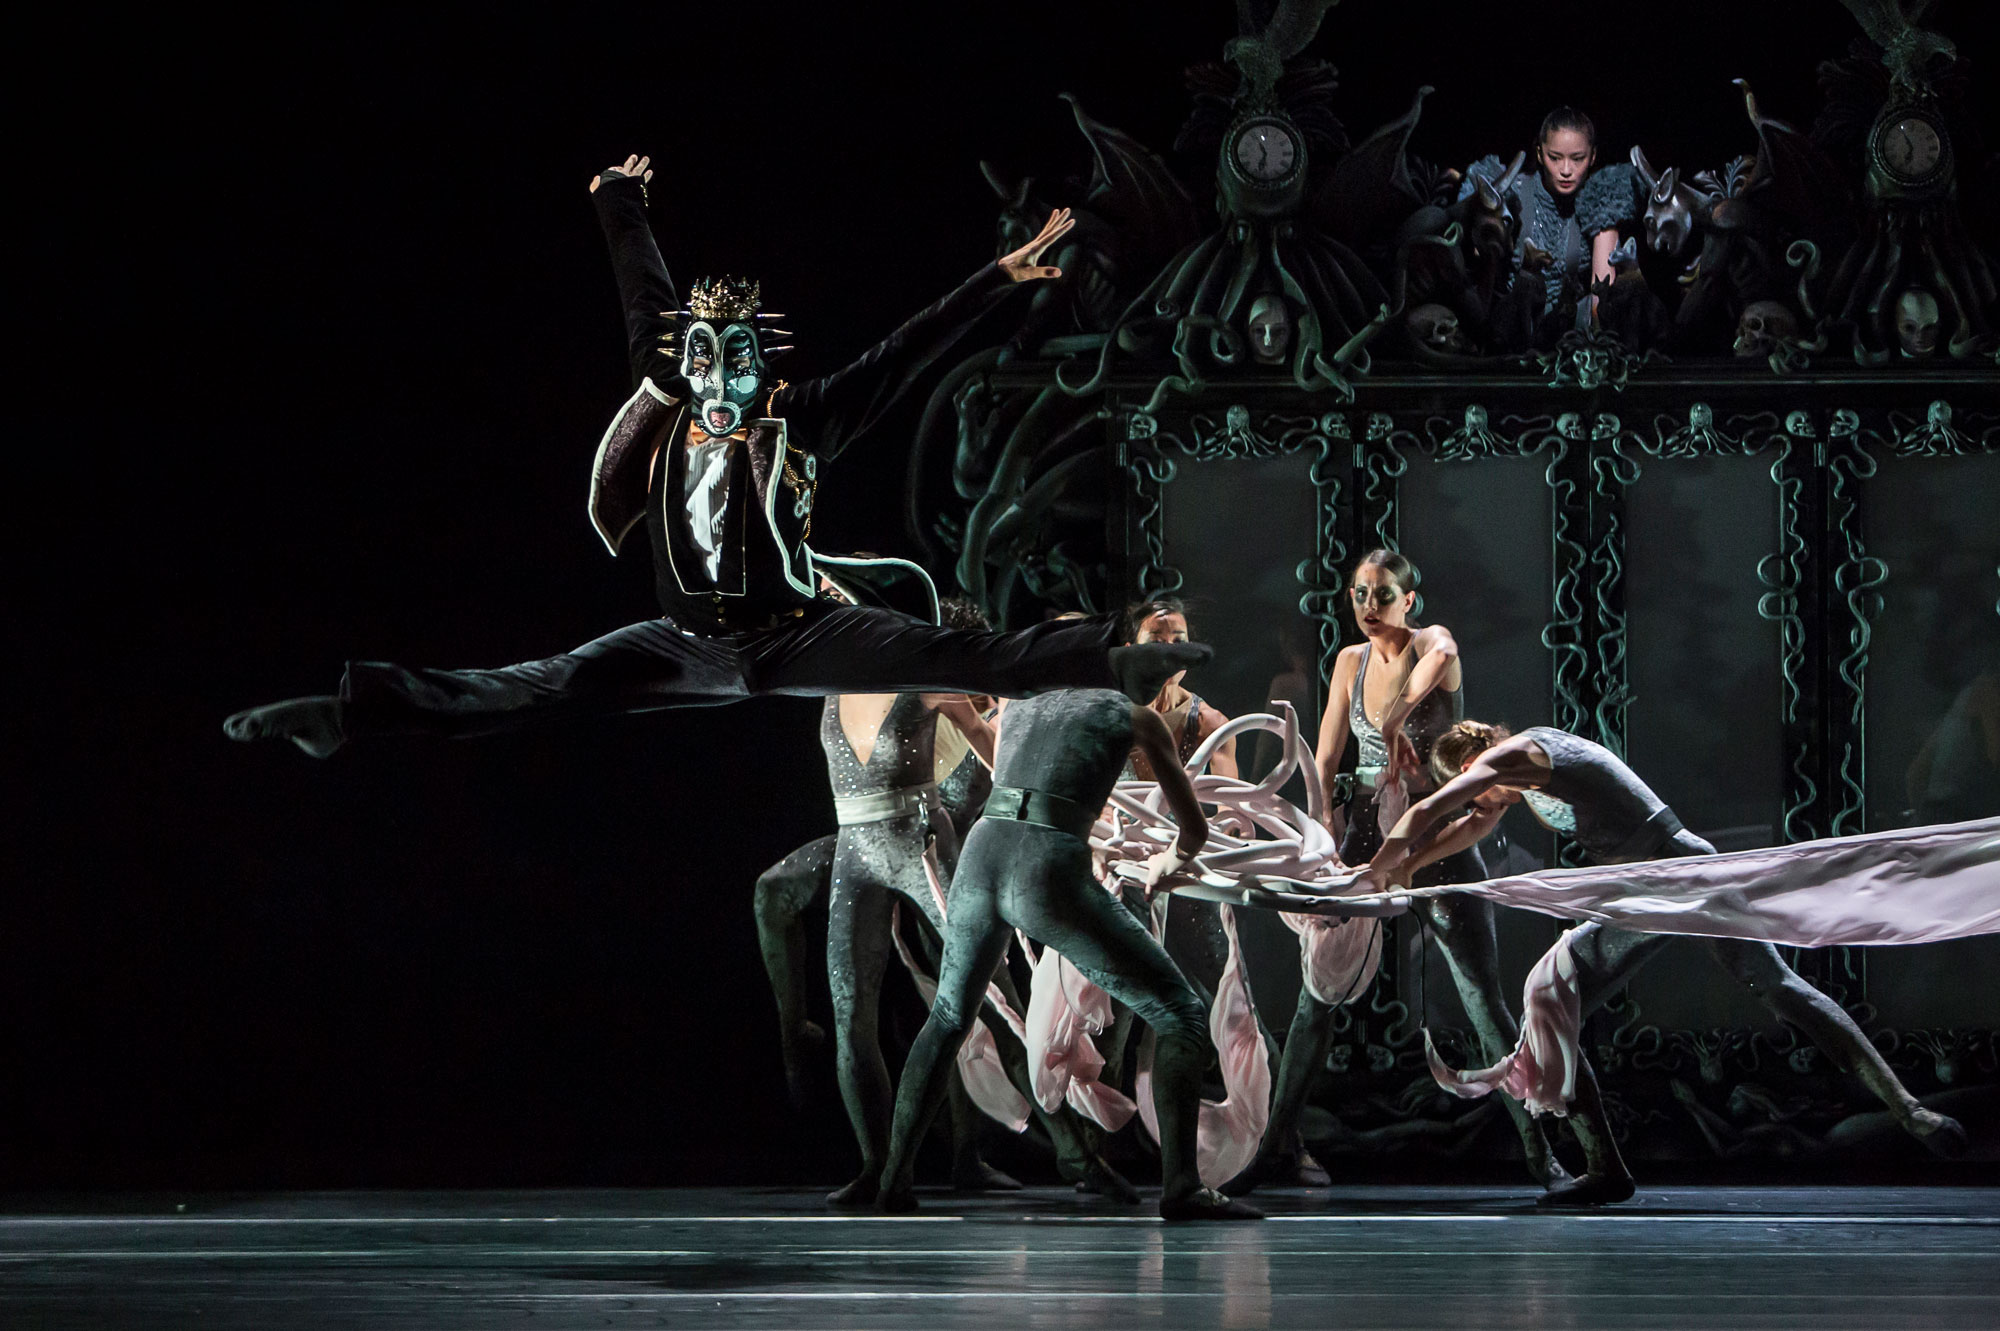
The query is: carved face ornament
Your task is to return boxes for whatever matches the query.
[1246,294,1293,364]
[1896,289,1940,358]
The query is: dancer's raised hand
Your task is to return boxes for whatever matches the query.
[590,154,654,193]
[998,208,1075,283]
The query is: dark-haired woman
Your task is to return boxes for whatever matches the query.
[1461,106,1642,325]
[1232,550,1619,1201]
[1123,599,1237,781]
[1368,721,1967,1185]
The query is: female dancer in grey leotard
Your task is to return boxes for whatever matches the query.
[876,689,1261,1221]
[1236,550,1607,1201]
[1370,721,1967,1197]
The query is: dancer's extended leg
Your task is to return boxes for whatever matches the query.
[753,836,836,1108]
[824,869,896,1208]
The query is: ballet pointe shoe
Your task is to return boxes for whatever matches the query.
[826,1174,880,1209]
[1064,1157,1142,1204]
[875,1184,919,1214]
[1536,1170,1637,1208]
[1159,1187,1264,1221]
[952,1159,1023,1192]
[223,696,345,759]
[1906,1108,1969,1158]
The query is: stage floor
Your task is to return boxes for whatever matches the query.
[2,1185,1995,1329]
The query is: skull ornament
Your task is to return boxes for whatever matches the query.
[1733,300,1800,359]
[1246,294,1294,365]
[1406,303,1468,354]
[1895,289,1940,358]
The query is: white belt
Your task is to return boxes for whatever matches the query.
[834,783,940,826]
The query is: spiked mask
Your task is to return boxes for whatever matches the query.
[663,277,791,439]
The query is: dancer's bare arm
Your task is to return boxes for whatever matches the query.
[927,694,998,769]
[1133,705,1207,857]
[1315,646,1362,833]
[1379,625,1459,780]
[1369,739,1541,885]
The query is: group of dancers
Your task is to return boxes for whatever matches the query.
[225,153,1994,1221]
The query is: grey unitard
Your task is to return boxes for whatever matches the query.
[753,700,1106,1181]
[880,690,1213,1200]
[1522,728,1938,1132]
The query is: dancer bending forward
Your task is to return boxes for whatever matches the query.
[1367,720,1967,1195]
[875,689,1262,1221]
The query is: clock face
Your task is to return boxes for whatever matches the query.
[1233,121,1298,183]
[1878,115,1944,182]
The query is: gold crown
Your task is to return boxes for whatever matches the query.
[688,275,762,322]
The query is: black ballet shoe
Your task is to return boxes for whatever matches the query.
[1536,1171,1637,1208]
[952,1160,1024,1192]
[1067,1158,1142,1204]
[1907,1109,1969,1158]
[826,1174,880,1209]
[875,1185,919,1214]
[1294,1149,1331,1188]
[1159,1188,1264,1221]
[1110,643,1213,704]
[223,696,345,759]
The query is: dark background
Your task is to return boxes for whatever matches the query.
[9,2,1989,1188]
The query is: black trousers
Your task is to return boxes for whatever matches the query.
[340,603,1119,739]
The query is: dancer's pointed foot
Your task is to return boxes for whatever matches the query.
[875,1184,919,1214]
[952,1159,1023,1192]
[1159,1187,1264,1221]
[1110,643,1212,704]
[1537,1170,1637,1207]
[223,696,345,759]
[1295,1149,1331,1187]
[826,1174,880,1209]
[1065,1157,1142,1204]
[1907,1108,1968,1158]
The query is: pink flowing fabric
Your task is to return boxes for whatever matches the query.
[1281,910,1384,1006]
[1020,933,1137,1131]
[1430,816,2000,948]
[1424,927,1584,1116]
[1133,905,1274,1187]
[887,902,1031,1133]
[1374,771,1410,843]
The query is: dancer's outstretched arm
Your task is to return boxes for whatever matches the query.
[589,156,680,389]
[1368,740,1542,886]
[776,210,1075,459]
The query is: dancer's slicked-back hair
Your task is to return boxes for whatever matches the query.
[1537,105,1597,149]
[1353,547,1418,593]
[1430,720,1513,784]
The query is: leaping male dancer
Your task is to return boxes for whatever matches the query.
[225,155,1203,751]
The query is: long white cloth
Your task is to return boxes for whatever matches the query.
[1337,816,2000,949]
[1098,710,1997,1115]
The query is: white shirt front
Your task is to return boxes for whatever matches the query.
[682,437,735,582]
